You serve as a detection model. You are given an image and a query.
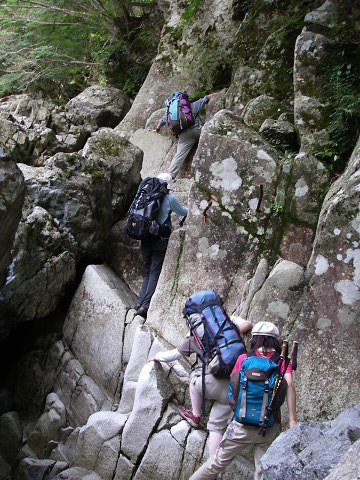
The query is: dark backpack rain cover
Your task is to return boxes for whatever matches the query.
[126,177,168,240]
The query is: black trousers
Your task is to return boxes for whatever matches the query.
[137,236,169,310]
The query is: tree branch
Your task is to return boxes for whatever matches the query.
[0,0,91,19]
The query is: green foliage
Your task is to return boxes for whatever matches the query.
[269,201,283,213]
[268,138,292,153]
[0,0,158,101]
[84,164,105,183]
[315,23,360,173]
[232,0,318,103]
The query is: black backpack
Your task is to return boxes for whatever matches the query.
[126,177,168,240]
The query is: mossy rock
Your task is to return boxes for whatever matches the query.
[242,94,285,130]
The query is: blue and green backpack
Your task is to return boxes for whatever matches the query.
[228,353,287,427]
[165,91,195,135]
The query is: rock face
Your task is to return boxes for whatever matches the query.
[0,149,24,290]
[65,85,131,130]
[293,136,360,421]
[0,129,141,330]
[1,0,360,479]
[261,404,360,480]
[3,264,359,480]
[0,86,131,167]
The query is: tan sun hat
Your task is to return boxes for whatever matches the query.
[251,321,280,339]
[157,172,174,190]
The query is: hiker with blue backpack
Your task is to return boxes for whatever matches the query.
[127,172,188,319]
[153,91,215,179]
[148,290,252,456]
[189,321,297,480]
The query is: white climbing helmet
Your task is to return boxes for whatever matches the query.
[251,321,280,339]
[157,172,174,191]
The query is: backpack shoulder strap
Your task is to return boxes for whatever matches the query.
[229,354,248,412]
[270,352,281,364]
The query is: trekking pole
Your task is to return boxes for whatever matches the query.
[290,341,298,371]
[179,216,187,227]
[202,200,212,223]
[274,340,288,391]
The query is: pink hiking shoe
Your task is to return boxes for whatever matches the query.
[178,406,201,428]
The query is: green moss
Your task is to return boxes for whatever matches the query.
[231,0,319,104]
[95,136,128,157]
[91,170,105,183]
[179,0,202,26]
[84,164,105,183]
[268,138,294,153]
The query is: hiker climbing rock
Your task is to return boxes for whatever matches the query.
[148,290,252,456]
[127,172,188,319]
[189,321,297,480]
[153,91,216,179]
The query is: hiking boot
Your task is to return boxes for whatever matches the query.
[137,306,148,319]
[178,406,200,428]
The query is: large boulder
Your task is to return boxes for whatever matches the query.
[293,27,333,154]
[261,404,360,480]
[294,136,360,421]
[9,338,111,422]
[244,259,304,335]
[0,96,68,165]
[65,85,131,130]
[1,131,141,326]
[63,264,136,400]
[0,88,131,167]
[73,411,127,480]
[242,95,285,130]
[12,458,68,480]
[287,151,330,226]
[121,362,174,463]
[0,148,24,291]
[27,393,67,458]
[81,128,142,218]
[0,94,55,128]
[0,206,78,323]
[324,438,360,480]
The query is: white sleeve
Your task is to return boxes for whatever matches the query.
[230,316,252,334]
[154,348,183,363]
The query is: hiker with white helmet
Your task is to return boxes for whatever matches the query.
[189,321,297,480]
[149,290,253,457]
[135,172,188,318]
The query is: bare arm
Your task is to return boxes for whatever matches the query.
[284,372,297,428]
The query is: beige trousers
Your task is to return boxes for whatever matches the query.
[169,126,201,178]
[189,420,280,480]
